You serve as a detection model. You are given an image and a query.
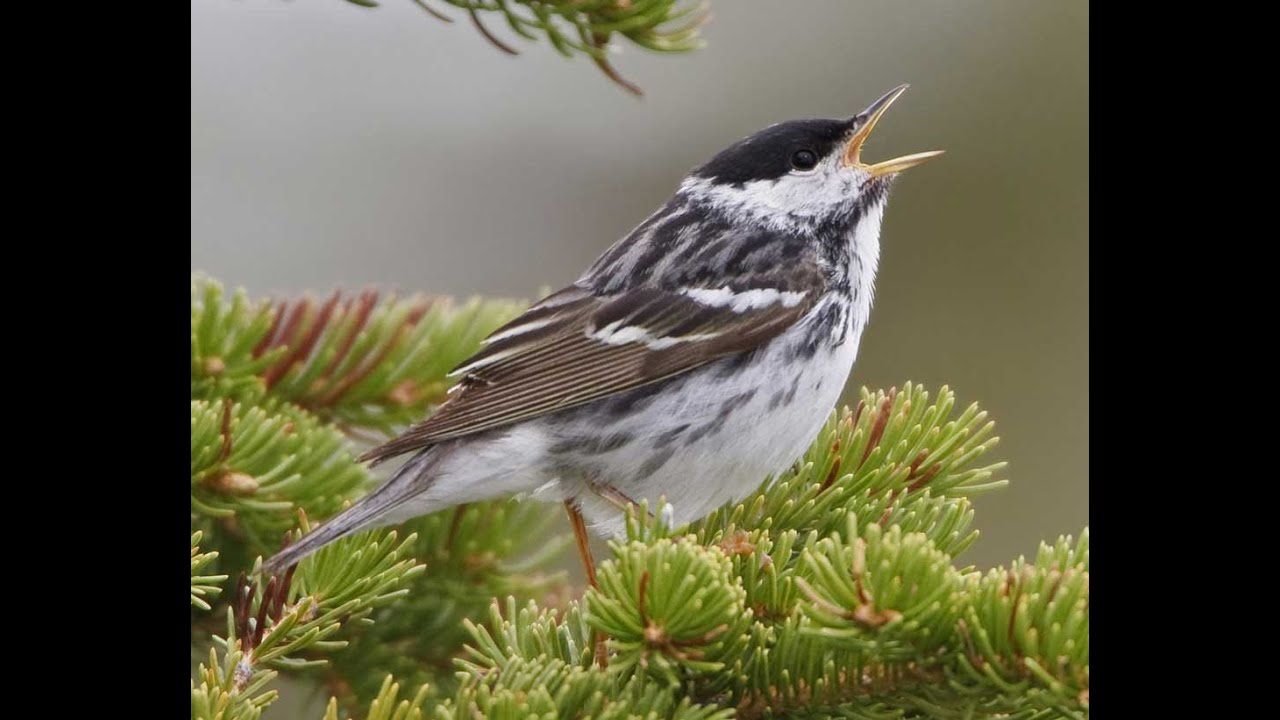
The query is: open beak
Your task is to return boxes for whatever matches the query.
[842,84,945,176]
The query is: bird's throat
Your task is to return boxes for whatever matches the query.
[843,199,886,334]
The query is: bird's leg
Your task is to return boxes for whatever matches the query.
[564,500,608,668]
[564,500,600,589]
[566,477,658,668]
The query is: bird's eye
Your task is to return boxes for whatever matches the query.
[791,149,818,171]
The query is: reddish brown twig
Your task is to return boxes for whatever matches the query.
[590,32,643,96]
[411,0,454,23]
[859,390,897,467]
[469,6,519,55]
[819,436,843,493]
[904,451,942,493]
[219,398,234,461]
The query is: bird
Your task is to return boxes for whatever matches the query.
[262,85,942,587]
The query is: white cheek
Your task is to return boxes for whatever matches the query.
[680,160,861,231]
[754,166,852,216]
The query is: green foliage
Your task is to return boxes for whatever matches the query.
[323,676,430,720]
[189,274,1088,719]
[455,599,733,719]
[463,597,595,671]
[191,276,524,434]
[279,523,428,650]
[191,275,529,719]
[193,531,229,611]
[191,398,372,555]
[949,530,1090,718]
[328,499,574,705]
[589,537,753,685]
[190,274,523,566]
[192,526,424,720]
[796,516,961,661]
[192,644,273,720]
[334,0,708,94]
[191,279,282,401]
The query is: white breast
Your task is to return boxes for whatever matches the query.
[541,293,863,535]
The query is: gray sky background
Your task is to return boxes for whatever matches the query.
[192,0,1087,569]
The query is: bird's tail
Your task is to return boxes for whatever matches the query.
[259,446,448,576]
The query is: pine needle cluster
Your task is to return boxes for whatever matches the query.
[341,0,709,94]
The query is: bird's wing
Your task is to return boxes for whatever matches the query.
[360,262,828,464]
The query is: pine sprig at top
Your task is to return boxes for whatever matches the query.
[338,0,709,95]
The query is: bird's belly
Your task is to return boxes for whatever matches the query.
[543,316,861,535]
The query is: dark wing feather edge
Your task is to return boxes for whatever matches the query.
[360,265,826,465]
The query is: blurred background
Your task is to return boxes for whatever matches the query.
[191,0,1087,571]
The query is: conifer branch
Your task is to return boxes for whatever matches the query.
[796,516,961,660]
[587,538,753,687]
[189,274,1086,719]
[338,1,712,95]
[191,277,282,402]
[191,398,372,554]
[192,522,424,720]
[947,530,1089,718]
[444,523,1089,719]
[323,675,431,720]
[252,291,524,433]
[192,276,524,439]
[324,498,574,707]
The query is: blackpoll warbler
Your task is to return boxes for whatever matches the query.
[263,85,942,585]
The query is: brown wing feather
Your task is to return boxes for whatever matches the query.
[360,267,826,465]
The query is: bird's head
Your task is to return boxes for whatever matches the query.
[680,85,943,234]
